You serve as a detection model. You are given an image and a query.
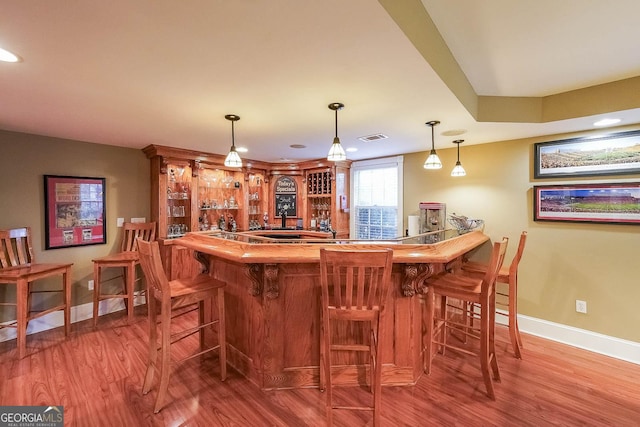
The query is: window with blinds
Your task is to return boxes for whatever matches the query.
[350,156,403,239]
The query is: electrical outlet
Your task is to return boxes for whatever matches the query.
[576,299,587,313]
[117,217,125,227]
[88,280,94,290]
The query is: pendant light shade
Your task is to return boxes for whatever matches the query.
[423,120,442,169]
[223,114,242,168]
[451,139,466,177]
[327,102,346,161]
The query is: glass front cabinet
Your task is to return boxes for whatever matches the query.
[145,146,268,239]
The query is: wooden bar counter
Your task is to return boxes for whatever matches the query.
[168,229,489,390]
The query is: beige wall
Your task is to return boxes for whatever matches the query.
[403,125,640,343]
[0,130,149,318]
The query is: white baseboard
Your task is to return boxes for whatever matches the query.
[496,310,640,365]
[0,294,146,343]
[2,302,639,365]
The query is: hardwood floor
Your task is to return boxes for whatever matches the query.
[1,306,639,426]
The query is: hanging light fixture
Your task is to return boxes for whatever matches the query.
[423,120,442,169]
[451,139,466,177]
[223,114,242,168]
[327,102,347,161]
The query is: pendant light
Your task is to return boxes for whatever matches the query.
[327,102,346,161]
[423,120,442,169]
[223,114,242,168]
[451,139,466,177]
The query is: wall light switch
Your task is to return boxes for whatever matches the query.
[117,217,125,227]
[131,217,146,223]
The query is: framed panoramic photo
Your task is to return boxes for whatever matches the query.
[533,182,640,225]
[44,175,106,249]
[534,130,640,179]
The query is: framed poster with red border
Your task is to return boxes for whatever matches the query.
[44,175,106,249]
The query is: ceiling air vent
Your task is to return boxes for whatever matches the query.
[358,133,388,142]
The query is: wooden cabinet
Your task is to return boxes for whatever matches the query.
[148,158,197,240]
[304,164,350,238]
[143,145,350,241]
[166,163,196,238]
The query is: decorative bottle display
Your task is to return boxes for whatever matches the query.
[167,164,191,238]
[309,196,331,231]
[247,173,265,230]
[198,168,243,231]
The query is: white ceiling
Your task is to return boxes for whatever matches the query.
[1,0,640,163]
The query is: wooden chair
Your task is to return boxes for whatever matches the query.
[319,248,393,427]
[92,222,156,326]
[136,239,227,413]
[423,238,508,400]
[461,231,527,358]
[0,227,73,359]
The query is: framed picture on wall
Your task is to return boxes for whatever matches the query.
[533,130,640,179]
[533,182,640,224]
[44,175,106,249]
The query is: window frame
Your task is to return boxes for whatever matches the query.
[349,156,404,239]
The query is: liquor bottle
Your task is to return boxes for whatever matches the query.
[310,213,317,230]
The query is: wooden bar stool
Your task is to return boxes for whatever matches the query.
[423,238,508,400]
[0,227,73,359]
[319,248,393,427]
[92,222,155,326]
[136,239,227,413]
[461,231,527,358]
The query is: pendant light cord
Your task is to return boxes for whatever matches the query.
[231,120,236,148]
[431,124,435,150]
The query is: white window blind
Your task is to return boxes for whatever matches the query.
[350,156,403,239]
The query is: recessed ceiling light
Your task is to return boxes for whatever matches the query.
[346,147,358,152]
[236,146,248,153]
[593,118,621,127]
[290,144,306,149]
[0,47,21,63]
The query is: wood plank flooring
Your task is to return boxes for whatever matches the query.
[1,306,639,426]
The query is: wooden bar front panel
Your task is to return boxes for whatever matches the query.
[207,257,423,390]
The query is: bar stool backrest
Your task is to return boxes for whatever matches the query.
[320,248,394,312]
[121,222,156,252]
[136,238,169,301]
[0,227,35,268]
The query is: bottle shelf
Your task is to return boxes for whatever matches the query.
[307,171,331,195]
